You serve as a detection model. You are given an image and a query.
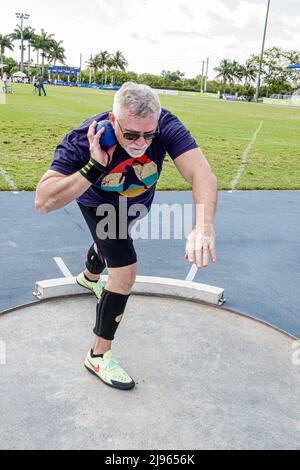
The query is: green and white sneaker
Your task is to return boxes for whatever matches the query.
[84,349,135,390]
[76,272,104,299]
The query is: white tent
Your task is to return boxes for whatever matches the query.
[12,71,27,77]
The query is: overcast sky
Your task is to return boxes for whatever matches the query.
[1,0,299,78]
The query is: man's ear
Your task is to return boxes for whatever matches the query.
[108,112,115,125]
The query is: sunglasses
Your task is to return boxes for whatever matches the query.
[116,118,160,141]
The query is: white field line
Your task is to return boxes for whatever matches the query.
[185,263,198,282]
[229,121,264,192]
[8,241,17,248]
[0,165,18,192]
[0,87,6,105]
[53,257,73,278]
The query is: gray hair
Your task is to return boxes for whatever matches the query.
[113,82,161,119]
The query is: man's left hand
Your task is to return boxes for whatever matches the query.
[185,224,217,268]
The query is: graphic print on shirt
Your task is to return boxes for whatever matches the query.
[99,154,159,197]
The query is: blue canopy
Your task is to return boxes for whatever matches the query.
[287,64,300,69]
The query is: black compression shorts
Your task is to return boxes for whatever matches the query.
[77,202,139,269]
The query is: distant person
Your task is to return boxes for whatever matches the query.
[36,74,46,97]
[4,75,12,94]
[32,75,38,93]
[7,76,12,93]
[2,73,7,93]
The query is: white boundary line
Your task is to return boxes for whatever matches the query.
[0,166,18,192]
[8,241,17,248]
[229,121,263,192]
[0,84,6,105]
[53,257,73,278]
[33,275,225,306]
[186,264,198,282]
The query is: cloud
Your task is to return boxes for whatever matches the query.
[178,4,194,20]
[1,0,299,79]
[206,1,300,47]
[207,0,266,31]
[93,0,130,21]
[163,31,207,39]
[146,36,160,44]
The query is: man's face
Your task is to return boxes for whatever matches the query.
[109,110,159,158]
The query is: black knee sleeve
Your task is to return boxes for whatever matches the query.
[93,289,130,340]
[86,244,106,275]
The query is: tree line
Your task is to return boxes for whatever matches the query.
[1,26,299,96]
[213,48,300,96]
[0,28,66,76]
[81,47,299,97]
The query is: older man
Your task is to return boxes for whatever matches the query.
[35,82,218,390]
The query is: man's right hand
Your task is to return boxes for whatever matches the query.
[87,121,117,167]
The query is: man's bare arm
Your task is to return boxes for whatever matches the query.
[35,121,114,214]
[174,147,218,267]
[174,147,218,226]
[35,170,92,213]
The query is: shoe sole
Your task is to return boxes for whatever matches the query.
[84,364,135,391]
[76,278,99,299]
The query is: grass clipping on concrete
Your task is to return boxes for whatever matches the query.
[0,84,299,191]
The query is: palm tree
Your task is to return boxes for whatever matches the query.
[112,50,128,71]
[229,60,242,84]
[48,40,66,65]
[10,25,22,42]
[86,54,101,82]
[98,50,111,85]
[214,59,235,87]
[111,50,128,85]
[10,26,25,71]
[239,60,257,87]
[32,29,55,74]
[40,29,55,75]
[32,34,42,68]
[23,26,36,76]
[0,34,14,75]
[106,57,117,85]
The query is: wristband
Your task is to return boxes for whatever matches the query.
[80,158,106,184]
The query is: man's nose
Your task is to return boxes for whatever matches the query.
[134,135,147,146]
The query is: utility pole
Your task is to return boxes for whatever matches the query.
[89,55,92,84]
[15,12,30,73]
[200,60,205,93]
[255,0,271,101]
[204,57,209,92]
[79,53,82,83]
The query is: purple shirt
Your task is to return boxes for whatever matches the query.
[49,108,198,209]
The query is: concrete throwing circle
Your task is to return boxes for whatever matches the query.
[0,295,299,450]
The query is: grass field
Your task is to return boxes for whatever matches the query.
[0,83,299,191]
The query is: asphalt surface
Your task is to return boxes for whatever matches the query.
[0,190,299,337]
[0,295,299,450]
